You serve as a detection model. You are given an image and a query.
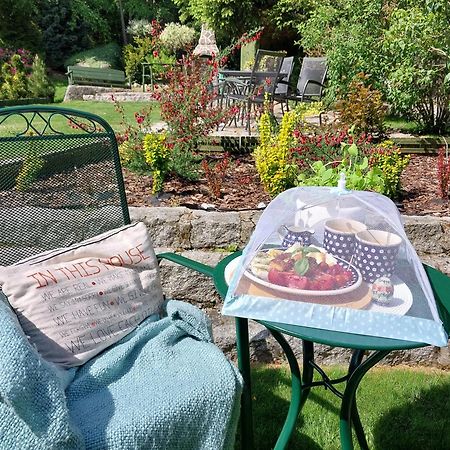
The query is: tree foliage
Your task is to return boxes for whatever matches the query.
[0,0,42,53]
[383,4,450,132]
[298,0,450,132]
[173,0,310,48]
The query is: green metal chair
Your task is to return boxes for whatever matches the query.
[0,105,241,449]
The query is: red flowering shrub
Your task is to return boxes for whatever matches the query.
[291,128,373,171]
[437,147,450,199]
[201,153,230,198]
[152,27,263,181]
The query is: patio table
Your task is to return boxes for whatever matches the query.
[212,251,449,450]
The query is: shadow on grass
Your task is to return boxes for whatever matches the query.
[235,365,323,450]
[235,364,450,450]
[373,383,450,450]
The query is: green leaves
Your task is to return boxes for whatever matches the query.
[294,258,309,276]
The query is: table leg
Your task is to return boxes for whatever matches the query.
[300,340,315,409]
[236,317,254,450]
[269,329,302,450]
[340,350,390,450]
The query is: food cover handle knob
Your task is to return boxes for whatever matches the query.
[337,172,347,191]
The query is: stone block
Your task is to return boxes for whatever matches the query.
[159,250,226,306]
[63,85,125,102]
[404,215,445,253]
[239,210,262,244]
[190,211,241,248]
[130,206,191,248]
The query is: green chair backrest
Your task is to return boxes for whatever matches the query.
[424,264,450,334]
[0,106,130,265]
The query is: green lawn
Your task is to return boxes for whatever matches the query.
[384,115,421,133]
[58,100,160,132]
[246,364,450,450]
[0,100,160,138]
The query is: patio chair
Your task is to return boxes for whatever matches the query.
[282,56,327,111]
[273,56,295,114]
[0,105,242,449]
[221,49,286,133]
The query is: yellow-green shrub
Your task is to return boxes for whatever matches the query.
[370,141,410,198]
[254,110,298,197]
[16,155,45,192]
[254,103,323,197]
[143,132,170,194]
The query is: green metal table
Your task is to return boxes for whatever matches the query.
[210,251,450,450]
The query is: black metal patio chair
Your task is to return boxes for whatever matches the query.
[221,49,286,134]
[281,56,327,111]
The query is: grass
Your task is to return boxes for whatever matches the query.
[51,73,161,132]
[384,116,420,133]
[244,364,450,450]
[0,99,160,138]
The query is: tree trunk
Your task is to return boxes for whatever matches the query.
[116,0,127,45]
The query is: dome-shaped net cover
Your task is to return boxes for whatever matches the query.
[223,186,448,346]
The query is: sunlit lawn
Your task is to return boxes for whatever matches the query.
[0,99,160,139]
[243,364,450,450]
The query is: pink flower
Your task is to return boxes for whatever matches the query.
[153,50,159,58]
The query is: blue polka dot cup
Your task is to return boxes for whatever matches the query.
[354,229,403,283]
[323,219,367,263]
[280,226,314,249]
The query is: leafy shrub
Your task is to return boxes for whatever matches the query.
[298,1,386,103]
[159,23,197,56]
[437,147,450,199]
[16,153,45,191]
[118,140,150,173]
[38,0,94,70]
[153,55,236,181]
[383,6,450,133]
[28,55,55,99]
[124,37,175,83]
[168,146,203,181]
[114,100,153,173]
[123,20,176,83]
[336,73,386,135]
[296,140,384,192]
[0,54,29,100]
[143,132,171,194]
[65,43,122,69]
[254,107,300,197]
[369,142,410,199]
[255,110,409,199]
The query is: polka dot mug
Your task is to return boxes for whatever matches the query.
[323,218,367,263]
[354,229,403,283]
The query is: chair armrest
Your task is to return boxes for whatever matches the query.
[297,79,326,95]
[157,252,215,278]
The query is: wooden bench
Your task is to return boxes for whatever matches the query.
[66,66,131,88]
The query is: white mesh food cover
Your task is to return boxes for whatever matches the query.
[223,186,448,346]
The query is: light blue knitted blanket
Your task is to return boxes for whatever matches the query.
[0,298,242,450]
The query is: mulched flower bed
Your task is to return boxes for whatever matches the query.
[124,154,450,217]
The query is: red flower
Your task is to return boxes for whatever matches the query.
[153,50,159,58]
[134,112,144,124]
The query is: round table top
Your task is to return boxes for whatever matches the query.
[214,251,428,351]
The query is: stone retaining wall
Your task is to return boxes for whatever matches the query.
[131,207,450,368]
